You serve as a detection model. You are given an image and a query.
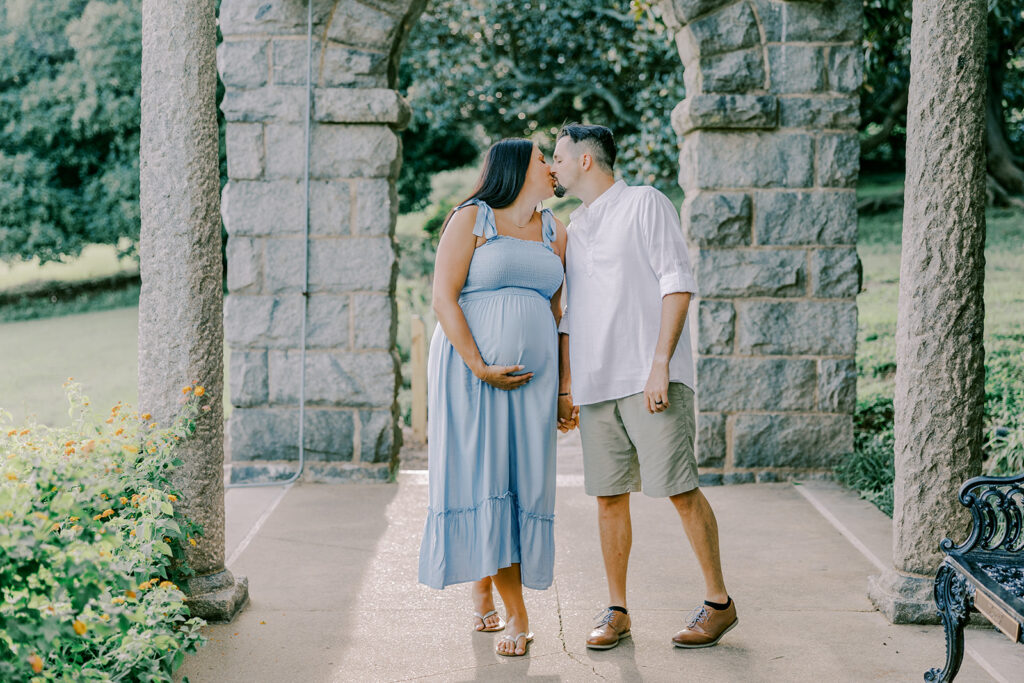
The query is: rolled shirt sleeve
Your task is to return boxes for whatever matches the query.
[557,305,569,335]
[639,189,698,298]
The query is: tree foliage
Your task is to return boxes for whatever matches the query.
[0,0,141,264]
[397,0,685,213]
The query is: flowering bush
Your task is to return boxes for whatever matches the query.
[0,381,208,681]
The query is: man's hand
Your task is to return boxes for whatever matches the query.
[557,394,579,432]
[643,362,670,414]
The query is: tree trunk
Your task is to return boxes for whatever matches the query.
[986,69,1024,196]
[892,0,987,578]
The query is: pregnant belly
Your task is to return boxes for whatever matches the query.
[462,294,556,375]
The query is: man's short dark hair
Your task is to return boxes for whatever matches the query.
[557,123,616,172]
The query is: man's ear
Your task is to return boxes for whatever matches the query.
[580,153,592,171]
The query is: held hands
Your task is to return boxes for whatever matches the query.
[557,393,579,432]
[476,364,533,391]
[643,362,670,414]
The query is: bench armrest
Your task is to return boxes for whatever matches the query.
[942,472,1024,555]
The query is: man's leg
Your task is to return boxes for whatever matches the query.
[669,488,728,604]
[597,492,632,608]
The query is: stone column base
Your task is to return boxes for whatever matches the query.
[186,569,249,623]
[868,568,940,624]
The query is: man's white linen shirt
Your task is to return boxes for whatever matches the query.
[558,180,698,406]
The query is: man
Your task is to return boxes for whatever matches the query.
[551,124,736,650]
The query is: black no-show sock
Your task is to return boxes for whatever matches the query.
[704,597,731,611]
[608,605,628,615]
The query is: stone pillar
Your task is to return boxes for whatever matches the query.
[218,0,423,483]
[868,0,987,624]
[661,0,862,483]
[138,0,248,621]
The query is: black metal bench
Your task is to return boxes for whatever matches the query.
[926,472,1024,681]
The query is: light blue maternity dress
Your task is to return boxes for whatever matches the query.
[418,199,563,591]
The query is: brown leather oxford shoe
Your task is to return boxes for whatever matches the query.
[586,608,631,650]
[672,600,738,648]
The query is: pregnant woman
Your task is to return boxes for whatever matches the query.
[418,138,567,657]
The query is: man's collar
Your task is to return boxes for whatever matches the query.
[570,179,627,223]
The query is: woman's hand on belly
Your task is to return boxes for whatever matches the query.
[475,364,533,391]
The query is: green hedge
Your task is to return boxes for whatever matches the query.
[0,381,207,681]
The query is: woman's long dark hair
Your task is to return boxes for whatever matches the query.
[440,138,534,234]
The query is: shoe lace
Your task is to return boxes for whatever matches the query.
[686,605,709,628]
[593,608,617,627]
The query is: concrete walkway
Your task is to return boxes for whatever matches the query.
[177,434,1023,682]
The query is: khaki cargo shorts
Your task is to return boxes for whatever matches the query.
[578,382,698,498]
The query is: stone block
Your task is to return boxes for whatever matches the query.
[217,40,268,89]
[735,301,858,355]
[697,48,766,94]
[677,2,760,60]
[671,95,778,136]
[225,235,262,293]
[732,414,853,468]
[222,179,303,236]
[310,180,352,236]
[698,472,724,486]
[817,133,860,187]
[827,45,863,93]
[264,236,396,293]
[768,45,825,94]
[354,179,398,236]
[225,123,264,180]
[224,294,302,348]
[697,300,735,355]
[326,1,401,50]
[683,191,751,247]
[314,88,412,128]
[758,0,862,42]
[268,349,398,407]
[230,349,268,407]
[723,471,755,485]
[360,409,399,463]
[680,132,814,190]
[778,96,860,128]
[696,249,806,298]
[220,86,306,123]
[228,406,355,462]
[811,247,861,298]
[818,358,857,413]
[667,0,732,23]
[697,412,725,467]
[306,296,351,348]
[264,123,400,179]
[219,0,333,34]
[753,190,857,245]
[272,41,388,89]
[697,358,817,411]
[353,294,394,349]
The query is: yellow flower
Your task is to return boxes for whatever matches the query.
[6,429,16,436]
[72,619,87,635]
[131,494,139,503]
[120,497,128,505]
[71,525,82,532]
[28,653,43,674]
[167,494,178,502]
[141,413,152,421]
[93,515,102,521]
[194,386,205,397]
[122,445,138,454]
[112,597,126,605]
[149,423,157,429]
[100,614,110,621]
[69,516,79,522]
[101,509,114,518]
[188,537,197,547]
[99,493,108,500]
[138,580,153,590]
[159,581,176,590]
[125,590,136,599]
[51,523,60,532]
[5,473,16,481]
[114,428,124,436]
[182,386,192,394]
[64,440,75,447]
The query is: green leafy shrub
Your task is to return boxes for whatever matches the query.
[0,381,207,681]
[984,350,1024,476]
[837,396,895,517]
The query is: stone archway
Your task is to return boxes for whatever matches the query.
[216,0,861,484]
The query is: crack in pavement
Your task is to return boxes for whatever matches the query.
[554,578,607,680]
